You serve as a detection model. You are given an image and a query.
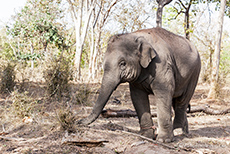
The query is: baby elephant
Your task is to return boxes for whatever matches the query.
[78,27,201,142]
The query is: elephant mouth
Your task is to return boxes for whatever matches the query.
[120,67,140,83]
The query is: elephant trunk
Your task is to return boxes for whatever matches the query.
[78,74,119,125]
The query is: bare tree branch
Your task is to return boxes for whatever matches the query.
[102,0,118,27]
[178,0,187,9]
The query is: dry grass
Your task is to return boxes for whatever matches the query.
[55,106,77,133]
[43,53,73,99]
[75,84,92,105]
[10,90,38,118]
[0,61,15,93]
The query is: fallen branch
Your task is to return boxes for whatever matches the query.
[62,139,109,147]
[80,126,191,152]
[189,104,230,115]
[117,129,192,152]
[101,105,230,118]
[101,109,139,118]
[0,136,26,141]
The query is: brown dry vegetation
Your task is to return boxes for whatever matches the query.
[0,80,230,153]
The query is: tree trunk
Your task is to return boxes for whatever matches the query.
[178,0,192,40]
[91,27,102,80]
[92,35,98,79]
[156,4,163,27]
[30,42,34,69]
[67,0,83,80]
[88,21,94,80]
[208,0,226,99]
[74,43,83,80]
[68,0,95,81]
[184,7,190,40]
[88,0,118,80]
[156,0,172,27]
[88,3,102,81]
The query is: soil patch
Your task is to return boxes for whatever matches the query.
[0,83,230,153]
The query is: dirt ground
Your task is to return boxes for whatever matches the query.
[0,82,230,154]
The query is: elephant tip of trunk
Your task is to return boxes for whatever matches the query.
[76,118,92,126]
[76,113,98,126]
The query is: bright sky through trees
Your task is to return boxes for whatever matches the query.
[1,0,230,32]
[0,0,27,26]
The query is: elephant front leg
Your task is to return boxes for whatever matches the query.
[156,94,174,142]
[129,84,156,139]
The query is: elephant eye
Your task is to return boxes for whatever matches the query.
[119,61,126,70]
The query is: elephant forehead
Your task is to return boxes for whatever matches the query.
[105,51,123,62]
[107,37,138,53]
[106,45,138,60]
[105,49,137,63]
[119,41,138,52]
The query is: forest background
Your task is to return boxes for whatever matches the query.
[1,0,229,96]
[0,0,229,110]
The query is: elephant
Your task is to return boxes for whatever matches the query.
[78,27,201,143]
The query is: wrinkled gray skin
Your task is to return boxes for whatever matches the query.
[78,27,201,143]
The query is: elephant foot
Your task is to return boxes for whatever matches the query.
[140,126,157,140]
[157,132,174,143]
[182,125,189,135]
[173,121,189,135]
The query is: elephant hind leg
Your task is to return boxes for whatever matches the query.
[173,80,198,134]
[172,100,189,134]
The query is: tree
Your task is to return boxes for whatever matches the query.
[208,0,226,99]
[88,0,119,80]
[67,0,120,81]
[87,0,156,79]
[212,0,230,17]
[67,0,96,80]
[114,0,155,32]
[0,27,15,60]
[7,0,67,66]
[170,0,196,40]
[156,0,173,27]
[170,0,229,40]
[177,0,193,40]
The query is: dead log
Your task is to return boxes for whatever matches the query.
[101,109,157,118]
[101,105,230,118]
[189,104,230,115]
[101,109,138,118]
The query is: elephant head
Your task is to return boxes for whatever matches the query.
[78,34,156,125]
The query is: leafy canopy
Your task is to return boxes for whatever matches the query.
[7,0,68,53]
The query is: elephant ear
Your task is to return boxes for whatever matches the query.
[136,37,157,68]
